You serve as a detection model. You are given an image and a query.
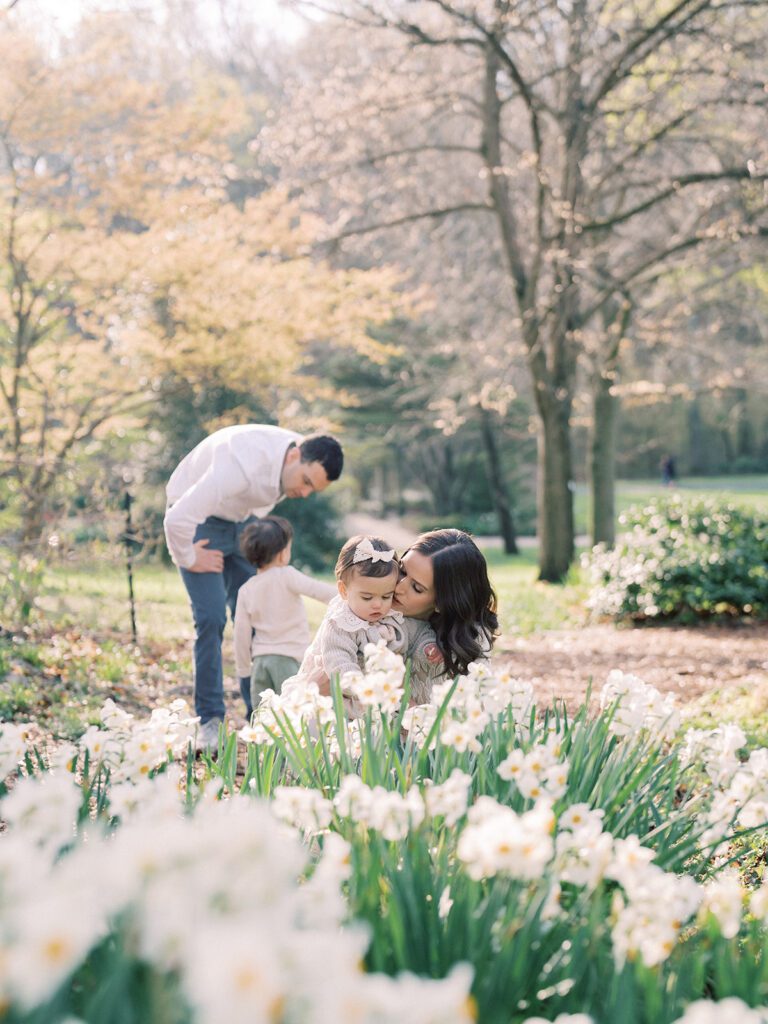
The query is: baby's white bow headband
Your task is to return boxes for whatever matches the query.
[352,538,396,564]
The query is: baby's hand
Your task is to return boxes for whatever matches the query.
[306,666,331,696]
[424,642,443,665]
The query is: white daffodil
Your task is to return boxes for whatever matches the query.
[670,998,768,1024]
[700,872,744,940]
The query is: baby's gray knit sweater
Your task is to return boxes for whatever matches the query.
[285,597,449,706]
[295,595,408,684]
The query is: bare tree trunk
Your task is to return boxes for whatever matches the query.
[483,39,584,580]
[440,444,455,512]
[733,387,754,461]
[18,496,46,554]
[590,370,619,546]
[392,445,406,516]
[481,43,573,574]
[720,427,734,467]
[479,409,518,555]
[589,298,629,546]
[536,393,575,581]
[687,401,707,474]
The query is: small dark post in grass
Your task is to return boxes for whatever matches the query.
[122,489,138,644]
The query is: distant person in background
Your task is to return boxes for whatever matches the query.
[163,425,343,750]
[233,516,336,722]
[660,454,678,487]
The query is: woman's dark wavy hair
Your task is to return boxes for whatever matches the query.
[408,528,498,677]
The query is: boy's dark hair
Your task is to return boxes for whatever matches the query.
[335,535,399,584]
[299,434,344,482]
[240,516,293,569]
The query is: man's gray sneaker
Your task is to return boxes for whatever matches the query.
[196,717,223,753]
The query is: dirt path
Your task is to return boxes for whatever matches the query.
[343,513,420,550]
[494,622,768,710]
[342,512,586,550]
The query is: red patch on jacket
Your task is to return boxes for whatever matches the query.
[424,643,443,665]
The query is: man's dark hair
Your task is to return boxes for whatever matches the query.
[299,434,343,481]
[240,516,293,568]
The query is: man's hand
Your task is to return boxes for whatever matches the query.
[188,538,224,573]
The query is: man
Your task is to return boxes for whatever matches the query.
[164,424,343,748]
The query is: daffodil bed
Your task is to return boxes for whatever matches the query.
[1,644,767,1024]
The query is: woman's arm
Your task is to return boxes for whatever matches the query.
[403,618,446,705]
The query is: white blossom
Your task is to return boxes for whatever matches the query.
[600,670,679,739]
[458,798,554,881]
[423,770,472,827]
[700,873,744,939]
[272,785,334,833]
[670,998,768,1024]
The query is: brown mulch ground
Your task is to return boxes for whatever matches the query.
[494,621,768,711]
[124,621,768,721]
[7,622,767,746]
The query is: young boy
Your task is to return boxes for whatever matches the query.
[233,516,336,719]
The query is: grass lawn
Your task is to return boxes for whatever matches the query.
[33,473,767,642]
[573,473,768,534]
[40,560,197,643]
[0,550,581,740]
[482,547,588,636]
[0,473,762,740]
[3,549,583,738]
[0,473,747,629]
[1,524,764,746]
[38,548,587,644]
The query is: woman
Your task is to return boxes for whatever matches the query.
[393,529,499,702]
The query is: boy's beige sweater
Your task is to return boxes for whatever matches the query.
[233,566,336,678]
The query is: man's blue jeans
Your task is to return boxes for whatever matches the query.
[179,516,256,724]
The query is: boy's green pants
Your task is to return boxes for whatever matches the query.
[250,654,300,710]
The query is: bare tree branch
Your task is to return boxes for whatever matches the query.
[314,202,494,247]
[588,0,713,110]
[581,167,768,232]
[591,111,692,194]
[296,142,482,191]
[580,220,767,324]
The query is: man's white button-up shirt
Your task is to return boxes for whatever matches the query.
[164,424,301,569]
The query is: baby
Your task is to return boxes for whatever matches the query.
[284,534,408,696]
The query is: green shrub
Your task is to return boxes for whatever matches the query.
[273,492,345,573]
[417,511,500,536]
[72,522,109,545]
[584,497,768,622]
